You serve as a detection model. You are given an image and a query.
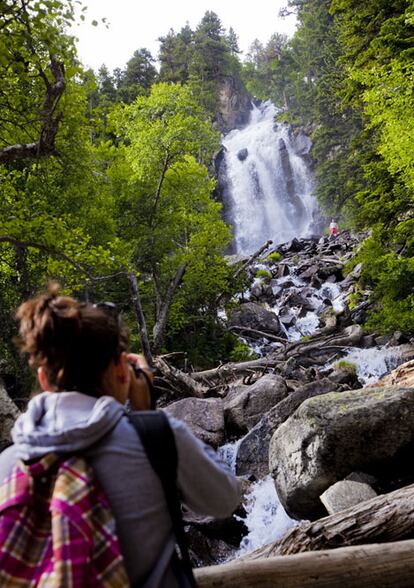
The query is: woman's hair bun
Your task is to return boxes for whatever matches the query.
[15,283,128,395]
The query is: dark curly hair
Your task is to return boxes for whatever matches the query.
[15,283,128,397]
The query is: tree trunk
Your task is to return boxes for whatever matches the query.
[195,539,414,588]
[0,56,65,163]
[127,272,153,366]
[246,483,414,559]
[152,263,187,354]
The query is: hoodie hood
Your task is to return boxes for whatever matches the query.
[12,391,125,460]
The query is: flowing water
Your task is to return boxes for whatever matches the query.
[222,101,320,254]
[236,476,296,557]
[219,101,408,558]
[340,346,404,385]
[218,441,296,559]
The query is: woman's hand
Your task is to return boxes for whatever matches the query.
[126,353,154,411]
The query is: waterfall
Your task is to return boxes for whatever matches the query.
[221,101,320,254]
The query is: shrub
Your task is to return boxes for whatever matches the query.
[255,269,272,280]
[267,251,282,263]
[333,360,357,375]
[229,340,258,362]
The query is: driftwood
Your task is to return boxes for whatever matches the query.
[191,354,283,385]
[195,539,414,587]
[245,483,414,559]
[190,321,362,386]
[283,324,363,361]
[229,325,288,344]
[153,356,208,399]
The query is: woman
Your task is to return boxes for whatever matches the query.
[0,285,240,587]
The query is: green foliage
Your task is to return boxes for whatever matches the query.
[333,360,357,374]
[117,49,157,103]
[355,230,414,333]
[0,0,78,152]
[158,12,239,117]
[228,339,258,362]
[267,252,282,263]
[108,82,234,352]
[255,269,272,280]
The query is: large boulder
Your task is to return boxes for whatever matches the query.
[224,375,288,435]
[228,302,282,338]
[164,397,225,448]
[0,379,20,451]
[269,386,414,520]
[235,378,335,479]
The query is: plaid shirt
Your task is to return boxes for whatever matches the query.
[0,453,129,587]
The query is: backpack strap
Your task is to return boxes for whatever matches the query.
[128,411,197,588]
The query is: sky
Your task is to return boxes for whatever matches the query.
[73,0,297,72]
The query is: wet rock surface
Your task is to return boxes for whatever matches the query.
[228,302,283,339]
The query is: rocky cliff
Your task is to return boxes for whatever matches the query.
[215,75,252,134]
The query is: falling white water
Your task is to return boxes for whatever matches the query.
[217,441,296,559]
[217,439,242,473]
[235,476,296,556]
[222,101,319,254]
[341,346,404,385]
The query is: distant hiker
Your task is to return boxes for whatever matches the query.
[329,219,339,237]
[0,283,240,587]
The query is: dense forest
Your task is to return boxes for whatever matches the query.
[0,0,413,392]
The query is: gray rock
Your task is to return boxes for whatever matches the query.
[0,379,20,451]
[276,264,290,278]
[269,386,414,521]
[236,378,335,479]
[237,148,248,161]
[320,480,377,515]
[228,302,282,338]
[278,307,296,327]
[290,128,312,156]
[345,471,377,486]
[164,397,224,448]
[216,75,252,133]
[224,375,288,435]
[327,365,361,388]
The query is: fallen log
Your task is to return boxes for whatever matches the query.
[195,539,414,587]
[284,324,363,361]
[229,325,288,344]
[246,482,414,559]
[153,356,208,399]
[190,354,283,385]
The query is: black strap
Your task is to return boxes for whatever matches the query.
[129,412,196,588]
[131,366,157,410]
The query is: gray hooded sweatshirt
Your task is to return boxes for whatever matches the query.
[0,392,240,587]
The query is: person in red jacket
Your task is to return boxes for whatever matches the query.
[329,219,339,237]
